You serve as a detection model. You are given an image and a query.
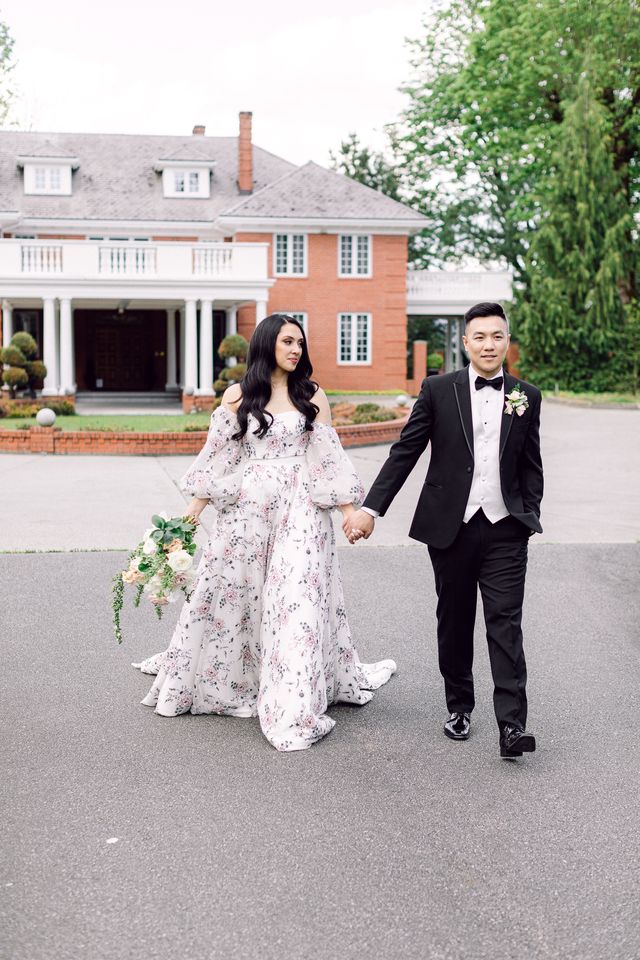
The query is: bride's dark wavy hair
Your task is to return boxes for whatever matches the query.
[232,314,319,440]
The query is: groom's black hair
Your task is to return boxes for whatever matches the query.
[464,301,508,328]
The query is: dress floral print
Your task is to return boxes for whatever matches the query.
[133,405,396,752]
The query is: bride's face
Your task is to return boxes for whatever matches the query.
[274,323,304,375]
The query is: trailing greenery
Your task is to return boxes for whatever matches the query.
[0,16,15,125]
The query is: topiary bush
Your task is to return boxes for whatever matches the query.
[218,334,249,361]
[1,332,47,397]
[2,367,29,393]
[10,331,38,360]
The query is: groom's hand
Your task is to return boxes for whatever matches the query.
[343,510,375,543]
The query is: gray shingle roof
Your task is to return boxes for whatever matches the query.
[222,161,426,222]
[0,131,425,227]
[0,131,294,223]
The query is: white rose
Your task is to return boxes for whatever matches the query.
[516,405,526,416]
[142,537,158,555]
[143,573,163,593]
[507,390,521,401]
[166,550,193,573]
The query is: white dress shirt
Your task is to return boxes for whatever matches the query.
[463,363,509,524]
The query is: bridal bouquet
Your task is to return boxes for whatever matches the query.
[112,512,199,644]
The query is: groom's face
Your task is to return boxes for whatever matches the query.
[463,315,510,377]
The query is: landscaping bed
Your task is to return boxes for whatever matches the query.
[0,401,409,454]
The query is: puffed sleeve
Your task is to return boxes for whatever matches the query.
[180,405,244,508]
[305,422,365,509]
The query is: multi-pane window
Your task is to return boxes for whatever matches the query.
[163,168,209,198]
[284,312,308,335]
[338,313,372,364]
[339,235,371,276]
[25,164,71,195]
[274,234,306,275]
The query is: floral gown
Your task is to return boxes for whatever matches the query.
[133,405,396,752]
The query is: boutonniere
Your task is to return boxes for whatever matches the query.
[504,384,529,417]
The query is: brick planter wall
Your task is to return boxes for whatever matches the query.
[0,417,408,455]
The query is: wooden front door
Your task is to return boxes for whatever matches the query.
[75,310,166,391]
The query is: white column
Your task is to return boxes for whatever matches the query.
[59,298,74,394]
[179,308,186,387]
[42,297,59,395]
[2,301,13,347]
[183,299,198,392]
[165,309,178,390]
[226,305,238,337]
[256,300,267,325]
[198,299,214,394]
[54,301,61,393]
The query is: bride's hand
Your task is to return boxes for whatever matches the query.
[185,497,208,521]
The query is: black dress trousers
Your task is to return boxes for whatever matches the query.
[427,509,530,728]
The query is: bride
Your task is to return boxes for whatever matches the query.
[133,314,396,751]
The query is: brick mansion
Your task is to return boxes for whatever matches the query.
[0,113,511,403]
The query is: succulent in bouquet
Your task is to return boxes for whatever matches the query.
[112,512,199,644]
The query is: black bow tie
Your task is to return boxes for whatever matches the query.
[475,375,504,391]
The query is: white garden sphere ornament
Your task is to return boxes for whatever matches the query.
[395,394,410,407]
[36,407,56,427]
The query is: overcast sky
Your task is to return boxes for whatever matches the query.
[2,0,430,166]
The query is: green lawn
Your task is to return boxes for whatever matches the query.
[543,390,639,406]
[0,413,213,432]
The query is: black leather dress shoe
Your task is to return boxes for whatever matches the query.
[444,712,471,740]
[499,723,536,759]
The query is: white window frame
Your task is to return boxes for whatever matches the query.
[162,168,210,198]
[337,312,372,365]
[23,163,73,196]
[338,234,372,278]
[282,311,308,336]
[273,233,308,277]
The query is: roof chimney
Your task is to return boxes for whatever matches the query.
[192,124,205,136]
[238,111,253,194]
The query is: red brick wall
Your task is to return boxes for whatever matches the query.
[0,417,408,455]
[236,232,408,391]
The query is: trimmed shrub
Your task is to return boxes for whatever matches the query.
[26,360,47,384]
[218,334,249,360]
[2,367,29,391]
[1,345,26,367]
[10,331,38,359]
[213,379,227,394]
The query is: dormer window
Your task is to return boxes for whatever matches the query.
[172,170,202,195]
[155,149,216,199]
[18,155,78,196]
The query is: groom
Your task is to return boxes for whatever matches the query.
[345,302,543,759]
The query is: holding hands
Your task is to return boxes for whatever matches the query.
[340,506,375,544]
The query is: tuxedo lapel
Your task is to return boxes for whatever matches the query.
[453,368,474,460]
[499,373,516,460]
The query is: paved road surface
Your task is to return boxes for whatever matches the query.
[0,402,638,551]
[2,545,639,960]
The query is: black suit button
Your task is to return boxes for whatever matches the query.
[466,466,472,473]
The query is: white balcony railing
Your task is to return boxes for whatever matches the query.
[0,239,269,286]
[407,270,513,309]
[20,243,64,275]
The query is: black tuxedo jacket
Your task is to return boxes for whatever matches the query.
[363,368,544,549]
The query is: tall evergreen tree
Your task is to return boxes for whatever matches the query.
[519,76,634,389]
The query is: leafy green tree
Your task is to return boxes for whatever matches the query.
[330,132,402,202]
[518,77,634,389]
[397,0,640,283]
[0,17,15,125]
